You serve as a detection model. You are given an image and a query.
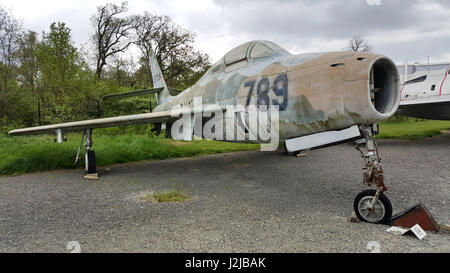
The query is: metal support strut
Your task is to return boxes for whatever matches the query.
[74,130,86,166]
[353,125,387,210]
[56,129,64,143]
[54,129,67,143]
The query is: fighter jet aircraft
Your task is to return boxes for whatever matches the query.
[397,64,450,120]
[9,40,401,224]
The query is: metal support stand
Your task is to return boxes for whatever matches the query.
[83,128,98,180]
[74,130,86,166]
[55,129,66,143]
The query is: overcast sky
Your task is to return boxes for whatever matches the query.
[2,0,450,65]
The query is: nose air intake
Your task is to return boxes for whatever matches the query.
[369,58,401,117]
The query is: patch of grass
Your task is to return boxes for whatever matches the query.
[138,189,189,203]
[6,117,447,176]
[152,190,190,203]
[0,131,259,176]
[377,118,450,140]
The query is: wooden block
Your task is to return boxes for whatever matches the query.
[438,224,450,232]
[84,173,99,180]
[348,211,361,223]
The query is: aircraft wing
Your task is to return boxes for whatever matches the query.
[397,95,450,120]
[399,94,450,106]
[8,110,176,136]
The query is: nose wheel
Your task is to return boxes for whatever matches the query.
[354,189,392,224]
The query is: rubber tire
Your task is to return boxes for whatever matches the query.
[165,122,172,138]
[353,189,392,224]
[87,150,96,174]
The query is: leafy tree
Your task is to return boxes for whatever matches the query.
[36,22,79,91]
[0,5,213,134]
[133,56,152,89]
[17,31,39,92]
[16,30,41,124]
[103,54,137,88]
[0,6,22,119]
[35,22,84,123]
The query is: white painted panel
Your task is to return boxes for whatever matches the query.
[285,125,361,152]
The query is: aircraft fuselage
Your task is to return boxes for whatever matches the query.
[155,47,400,141]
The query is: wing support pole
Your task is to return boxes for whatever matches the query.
[54,129,67,143]
[56,129,63,143]
[83,128,98,180]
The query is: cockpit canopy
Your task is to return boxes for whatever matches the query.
[209,40,291,74]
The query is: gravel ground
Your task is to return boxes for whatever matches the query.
[0,136,449,253]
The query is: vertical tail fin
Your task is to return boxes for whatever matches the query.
[149,48,171,104]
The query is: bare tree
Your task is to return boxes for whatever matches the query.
[90,1,134,79]
[347,34,372,52]
[133,12,169,69]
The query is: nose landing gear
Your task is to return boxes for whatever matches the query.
[351,125,392,224]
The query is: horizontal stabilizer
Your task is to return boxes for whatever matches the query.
[103,88,182,102]
[103,88,164,101]
[168,88,182,96]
